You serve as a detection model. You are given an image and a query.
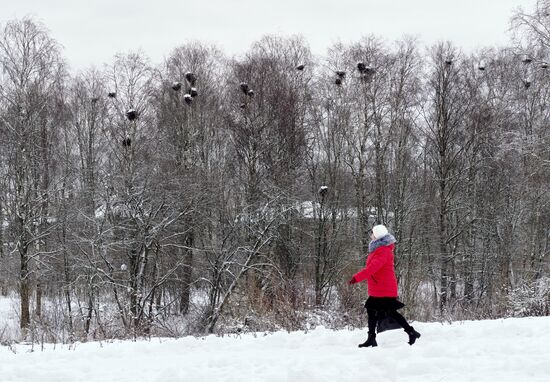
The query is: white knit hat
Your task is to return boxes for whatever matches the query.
[372,224,389,239]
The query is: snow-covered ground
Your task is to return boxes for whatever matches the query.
[0,316,548,382]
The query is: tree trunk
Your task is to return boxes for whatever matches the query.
[374,140,385,224]
[84,282,94,336]
[315,197,327,306]
[180,231,194,315]
[439,178,449,313]
[19,241,31,331]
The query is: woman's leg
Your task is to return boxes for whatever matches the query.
[387,310,421,345]
[387,310,412,331]
[359,307,378,347]
[366,307,378,334]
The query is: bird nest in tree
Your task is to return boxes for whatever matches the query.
[335,70,346,78]
[126,109,138,121]
[240,82,249,95]
[185,72,197,86]
[172,82,182,91]
[359,64,375,81]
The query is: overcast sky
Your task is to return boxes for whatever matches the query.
[1,0,536,71]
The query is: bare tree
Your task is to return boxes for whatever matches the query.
[0,18,66,332]
[422,43,473,314]
[157,42,225,316]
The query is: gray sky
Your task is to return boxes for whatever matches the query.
[1,0,535,71]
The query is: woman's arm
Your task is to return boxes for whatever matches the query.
[351,247,389,283]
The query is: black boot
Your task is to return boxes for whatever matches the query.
[358,333,377,348]
[406,327,421,345]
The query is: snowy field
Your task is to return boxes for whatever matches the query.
[0,316,549,382]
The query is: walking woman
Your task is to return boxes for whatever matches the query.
[348,224,421,347]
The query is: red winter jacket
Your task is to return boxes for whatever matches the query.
[352,243,398,297]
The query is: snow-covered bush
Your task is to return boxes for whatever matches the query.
[507,276,550,317]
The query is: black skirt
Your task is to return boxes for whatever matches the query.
[364,296,405,312]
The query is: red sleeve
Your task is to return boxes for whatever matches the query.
[352,247,389,282]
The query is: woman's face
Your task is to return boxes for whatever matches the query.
[371,232,375,240]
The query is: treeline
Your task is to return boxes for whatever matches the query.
[0,4,548,342]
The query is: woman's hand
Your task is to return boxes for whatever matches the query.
[348,276,358,285]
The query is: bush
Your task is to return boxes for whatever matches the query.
[508,276,550,317]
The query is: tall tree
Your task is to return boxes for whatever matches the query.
[0,18,66,332]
